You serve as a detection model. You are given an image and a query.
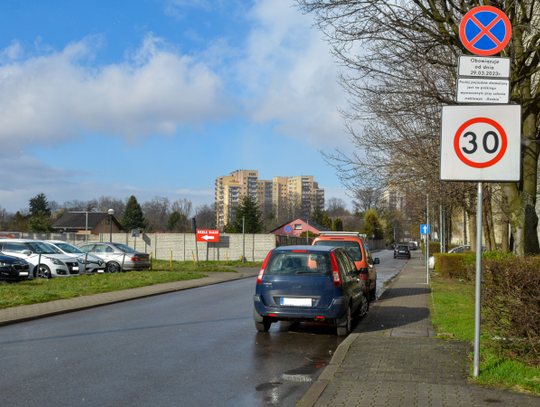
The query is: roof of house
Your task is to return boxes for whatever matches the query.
[268,217,330,234]
[52,212,123,231]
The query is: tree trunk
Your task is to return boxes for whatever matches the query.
[468,210,477,253]
[463,209,467,245]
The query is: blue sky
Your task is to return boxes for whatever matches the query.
[0,0,356,213]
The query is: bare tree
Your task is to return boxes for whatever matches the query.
[326,197,348,218]
[172,198,193,220]
[296,0,540,254]
[352,187,381,213]
[142,197,170,232]
[195,203,216,230]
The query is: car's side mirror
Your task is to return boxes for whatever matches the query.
[374,258,380,264]
[21,250,31,255]
[358,267,368,275]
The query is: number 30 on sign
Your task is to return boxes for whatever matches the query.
[440,105,521,182]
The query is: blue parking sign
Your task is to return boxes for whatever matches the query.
[421,224,430,235]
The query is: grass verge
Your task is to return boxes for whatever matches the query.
[430,275,540,395]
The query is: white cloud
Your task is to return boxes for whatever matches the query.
[0,34,227,155]
[237,0,349,147]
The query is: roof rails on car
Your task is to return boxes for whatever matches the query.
[318,231,363,237]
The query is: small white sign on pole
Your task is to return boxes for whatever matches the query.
[456,78,510,104]
[440,105,521,182]
[458,56,511,78]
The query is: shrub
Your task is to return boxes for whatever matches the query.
[478,256,540,366]
[433,253,470,280]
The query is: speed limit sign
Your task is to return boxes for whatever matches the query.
[440,105,521,181]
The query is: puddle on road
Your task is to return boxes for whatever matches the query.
[255,382,283,391]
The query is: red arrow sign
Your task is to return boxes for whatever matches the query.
[196,229,220,242]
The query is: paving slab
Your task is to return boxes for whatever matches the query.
[297,257,540,407]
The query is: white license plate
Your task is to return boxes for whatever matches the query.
[19,272,29,276]
[72,267,79,270]
[281,297,311,306]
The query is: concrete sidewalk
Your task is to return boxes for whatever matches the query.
[297,257,540,407]
[0,268,259,327]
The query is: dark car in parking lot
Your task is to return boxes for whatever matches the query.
[394,244,411,259]
[0,253,31,282]
[253,245,369,336]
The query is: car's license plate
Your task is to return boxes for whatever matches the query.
[281,297,311,306]
[141,257,148,261]
[72,266,79,270]
[19,272,28,276]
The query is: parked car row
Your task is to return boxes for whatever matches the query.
[0,239,151,282]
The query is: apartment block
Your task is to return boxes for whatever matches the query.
[215,170,325,228]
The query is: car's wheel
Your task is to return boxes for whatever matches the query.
[357,293,369,317]
[337,306,352,337]
[106,261,121,273]
[36,265,51,279]
[255,318,272,332]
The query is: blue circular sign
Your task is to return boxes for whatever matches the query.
[284,225,292,234]
[460,6,511,56]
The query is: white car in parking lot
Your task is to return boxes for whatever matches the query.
[0,239,82,278]
[45,240,106,274]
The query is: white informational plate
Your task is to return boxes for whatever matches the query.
[440,105,521,182]
[458,56,511,78]
[456,78,509,104]
[281,297,311,307]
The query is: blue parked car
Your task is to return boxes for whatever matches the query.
[253,245,369,336]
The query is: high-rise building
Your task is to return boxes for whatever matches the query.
[215,170,325,228]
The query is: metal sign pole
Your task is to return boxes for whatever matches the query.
[474,182,483,377]
[426,194,430,284]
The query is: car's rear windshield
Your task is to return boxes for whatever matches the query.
[113,243,136,253]
[55,242,83,254]
[397,245,408,250]
[265,252,332,276]
[313,240,363,261]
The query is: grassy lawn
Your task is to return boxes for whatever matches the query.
[0,259,259,310]
[430,275,540,395]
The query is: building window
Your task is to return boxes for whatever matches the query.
[294,224,302,230]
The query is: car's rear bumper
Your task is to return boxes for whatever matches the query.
[253,294,347,324]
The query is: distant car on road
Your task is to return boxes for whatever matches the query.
[0,253,30,282]
[253,245,369,336]
[408,241,418,250]
[394,245,411,259]
[78,242,151,273]
[45,240,106,274]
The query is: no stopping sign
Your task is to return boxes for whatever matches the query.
[440,105,521,182]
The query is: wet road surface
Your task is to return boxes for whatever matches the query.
[0,249,412,407]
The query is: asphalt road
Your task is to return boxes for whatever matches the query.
[0,248,411,407]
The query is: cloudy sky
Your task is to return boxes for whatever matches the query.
[0,0,356,214]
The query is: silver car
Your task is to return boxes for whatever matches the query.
[78,243,151,273]
[45,240,106,274]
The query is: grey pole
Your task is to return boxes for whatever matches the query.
[440,204,443,253]
[85,212,88,244]
[426,194,430,284]
[242,217,245,263]
[474,182,483,377]
[306,219,309,244]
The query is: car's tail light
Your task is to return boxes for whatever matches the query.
[257,251,272,285]
[131,257,139,261]
[330,252,341,287]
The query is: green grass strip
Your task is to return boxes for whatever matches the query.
[430,276,540,395]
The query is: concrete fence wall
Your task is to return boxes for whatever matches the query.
[5,231,386,260]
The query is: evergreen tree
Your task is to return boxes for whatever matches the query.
[333,218,343,231]
[122,196,147,232]
[28,211,54,233]
[167,211,187,232]
[10,211,29,232]
[311,206,325,226]
[230,195,263,233]
[363,209,383,239]
[29,193,51,217]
